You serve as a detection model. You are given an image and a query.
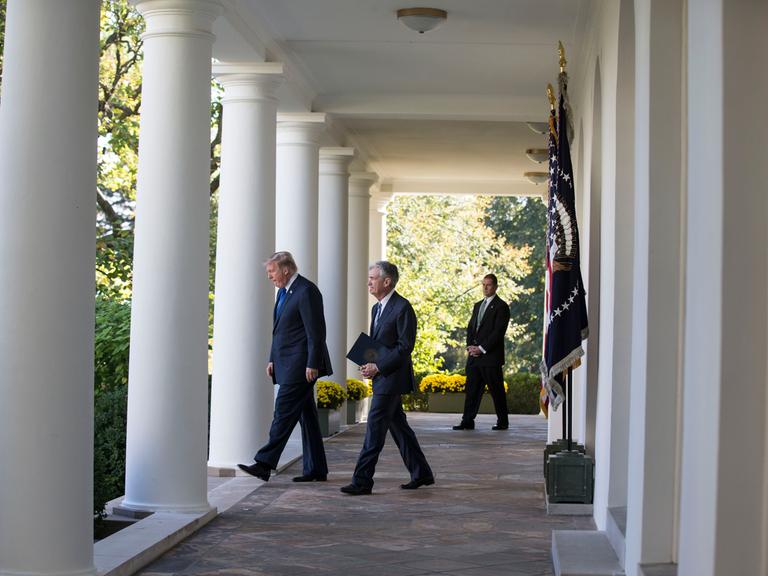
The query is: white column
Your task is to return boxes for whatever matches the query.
[0,3,100,574]
[122,0,221,513]
[318,148,355,394]
[348,172,377,382]
[276,113,326,281]
[679,1,768,574]
[208,64,283,472]
[625,2,684,573]
[369,190,393,262]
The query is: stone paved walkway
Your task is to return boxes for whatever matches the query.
[139,413,593,576]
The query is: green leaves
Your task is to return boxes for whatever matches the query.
[97,1,144,234]
[94,297,131,392]
[485,196,547,372]
[387,195,529,374]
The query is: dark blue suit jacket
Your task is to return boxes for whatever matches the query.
[270,275,332,385]
[369,291,417,395]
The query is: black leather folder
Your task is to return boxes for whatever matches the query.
[346,332,385,365]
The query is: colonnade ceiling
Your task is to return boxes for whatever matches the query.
[215,0,589,195]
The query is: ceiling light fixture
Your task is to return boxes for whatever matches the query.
[525,148,549,164]
[524,172,549,185]
[526,121,549,135]
[397,7,447,34]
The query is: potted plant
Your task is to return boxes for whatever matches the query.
[316,380,346,436]
[345,378,372,424]
[418,373,505,414]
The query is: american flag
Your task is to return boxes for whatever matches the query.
[540,88,589,412]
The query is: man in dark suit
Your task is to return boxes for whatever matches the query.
[341,261,434,495]
[238,251,331,483]
[453,274,511,431]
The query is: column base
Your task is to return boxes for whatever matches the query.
[111,506,154,520]
[117,499,212,515]
[207,465,237,477]
[0,569,96,576]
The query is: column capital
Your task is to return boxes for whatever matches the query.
[277,113,326,146]
[350,171,379,184]
[320,147,355,175]
[213,63,284,104]
[371,190,394,213]
[349,172,378,198]
[277,112,327,124]
[135,0,222,41]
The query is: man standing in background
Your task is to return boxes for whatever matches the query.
[453,274,511,431]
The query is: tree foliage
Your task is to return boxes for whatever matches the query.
[485,195,547,371]
[387,195,529,374]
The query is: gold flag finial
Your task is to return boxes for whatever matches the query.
[558,41,567,73]
[546,83,556,110]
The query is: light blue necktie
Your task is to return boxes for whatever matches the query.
[373,302,382,330]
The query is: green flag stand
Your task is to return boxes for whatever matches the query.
[545,367,594,503]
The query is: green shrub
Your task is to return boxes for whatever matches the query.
[93,297,131,520]
[317,380,346,409]
[402,390,430,412]
[506,372,541,414]
[94,385,128,520]
[94,297,131,391]
[346,378,371,400]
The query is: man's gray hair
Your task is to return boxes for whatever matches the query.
[370,260,399,287]
[264,251,298,273]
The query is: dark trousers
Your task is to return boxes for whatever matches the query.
[461,364,509,427]
[352,393,433,488]
[255,381,328,476]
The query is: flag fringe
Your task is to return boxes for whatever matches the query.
[540,344,584,412]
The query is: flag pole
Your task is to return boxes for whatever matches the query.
[558,40,573,452]
[558,41,567,73]
[561,378,567,444]
[567,367,573,451]
[544,40,595,504]
[547,83,556,110]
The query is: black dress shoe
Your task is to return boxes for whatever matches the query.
[401,477,435,490]
[452,422,474,430]
[292,474,327,482]
[492,424,509,430]
[340,483,372,495]
[237,461,271,481]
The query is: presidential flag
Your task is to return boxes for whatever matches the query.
[539,108,558,417]
[540,82,589,412]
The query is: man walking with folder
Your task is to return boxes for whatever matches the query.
[341,261,434,495]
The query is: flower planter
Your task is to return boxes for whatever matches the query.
[427,392,496,414]
[317,407,341,437]
[346,396,371,424]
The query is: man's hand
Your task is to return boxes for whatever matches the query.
[306,367,319,382]
[266,362,274,377]
[360,363,379,379]
[467,345,482,357]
